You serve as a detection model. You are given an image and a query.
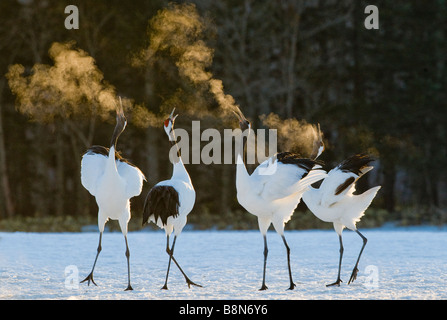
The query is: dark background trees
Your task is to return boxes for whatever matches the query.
[0,0,445,230]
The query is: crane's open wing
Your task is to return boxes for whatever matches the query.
[319,168,357,207]
[81,146,146,198]
[254,153,326,201]
[116,160,146,198]
[81,151,107,197]
[320,154,375,207]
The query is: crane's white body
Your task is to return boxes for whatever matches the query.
[302,153,380,286]
[142,109,200,289]
[234,123,327,290]
[80,102,145,290]
[81,146,145,234]
[303,165,380,235]
[236,152,327,235]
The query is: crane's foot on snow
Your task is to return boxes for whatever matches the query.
[326,278,342,287]
[125,284,133,291]
[186,279,203,288]
[161,281,201,290]
[348,267,359,284]
[80,273,97,286]
[287,282,296,290]
[259,284,268,291]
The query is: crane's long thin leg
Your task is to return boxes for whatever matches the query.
[81,232,103,286]
[348,230,367,284]
[162,235,173,290]
[281,235,296,290]
[124,235,133,291]
[164,235,202,289]
[260,235,268,291]
[327,235,343,287]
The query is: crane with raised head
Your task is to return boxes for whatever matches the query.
[80,98,146,291]
[142,109,201,290]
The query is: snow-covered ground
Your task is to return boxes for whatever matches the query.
[0,227,446,300]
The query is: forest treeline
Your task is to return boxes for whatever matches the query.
[0,0,446,230]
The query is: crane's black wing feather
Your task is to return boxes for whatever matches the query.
[142,185,179,226]
[338,153,375,175]
[277,152,324,178]
[84,145,138,168]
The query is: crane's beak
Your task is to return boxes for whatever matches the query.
[169,108,178,122]
[311,123,324,160]
[111,96,127,148]
[316,123,323,144]
[231,108,248,125]
[116,96,126,122]
[232,109,251,132]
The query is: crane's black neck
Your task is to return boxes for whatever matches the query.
[169,133,181,163]
[241,135,248,166]
[238,120,251,166]
[111,116,126,150]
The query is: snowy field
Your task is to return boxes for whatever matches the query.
[0,227,446,300]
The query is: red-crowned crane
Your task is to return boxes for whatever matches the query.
[233,110,327,290]
[142,109,201,290]
[302,153,381,286]
[80,98,146,291]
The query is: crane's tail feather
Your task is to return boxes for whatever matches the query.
[343,185,381,229]
[142,185,179,226]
